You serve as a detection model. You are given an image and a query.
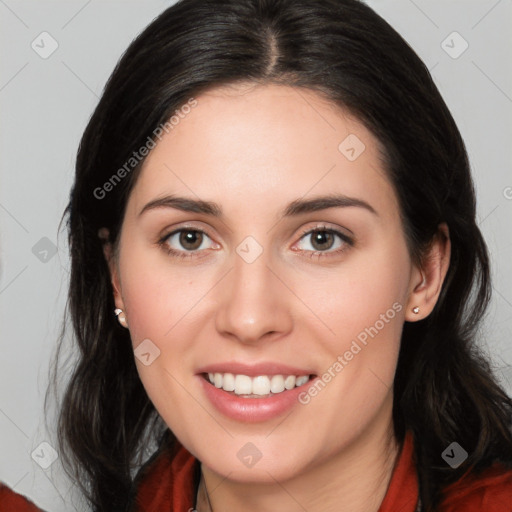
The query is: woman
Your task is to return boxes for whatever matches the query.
[2,0,512,510]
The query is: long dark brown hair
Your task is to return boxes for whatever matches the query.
[46,0,512,510]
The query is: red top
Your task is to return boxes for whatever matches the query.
[2,431,512,511]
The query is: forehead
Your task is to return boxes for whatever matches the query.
[127,83,398,222]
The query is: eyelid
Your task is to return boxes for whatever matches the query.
[159,222,215,241]
[158,222,354,259]
[292,223,354,254]
[296,222,353,240]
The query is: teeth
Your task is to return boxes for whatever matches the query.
[223,373,235,391]
[234,374,252,394]
[270,375,285,393]
[284,375,296,390]
[207,372,312,397]
[252,376,270,395]
[295,375,310,386]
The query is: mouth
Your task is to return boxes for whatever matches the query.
[201,372,316,398]
[195,362,318,421]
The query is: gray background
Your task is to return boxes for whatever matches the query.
[1,1,511,510]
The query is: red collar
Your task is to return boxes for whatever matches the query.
[378,429,419,511]
[133,430,420,512]
[3,429,512,510]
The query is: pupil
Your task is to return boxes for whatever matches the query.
[312,231,333,250]
[180,230,202,250]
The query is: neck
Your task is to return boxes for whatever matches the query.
[198,400,400,512]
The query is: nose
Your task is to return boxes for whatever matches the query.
[214,243,294,346]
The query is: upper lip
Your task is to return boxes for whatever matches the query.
[196,361,316,377]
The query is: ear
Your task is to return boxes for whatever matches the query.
[405,223,451,321]
[98,228,125,311]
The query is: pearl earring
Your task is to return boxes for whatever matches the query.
[114,308,129,328]
[412,306,420,314]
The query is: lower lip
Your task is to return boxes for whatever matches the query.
[197,375,314,423]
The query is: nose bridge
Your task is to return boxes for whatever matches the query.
[214,235,293,343]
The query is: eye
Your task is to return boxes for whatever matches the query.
[158,225,353,261]
[294,226,353,258]
[158,228,217,259]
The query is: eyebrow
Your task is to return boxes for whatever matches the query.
[138,193,378,219]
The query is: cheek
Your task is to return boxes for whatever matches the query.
[116,246,201,425]
[121,273,170,343]
[295,237,410,397]
[303,243,409,338]
[117,243,199,342]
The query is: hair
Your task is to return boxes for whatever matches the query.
[46,0,512,510]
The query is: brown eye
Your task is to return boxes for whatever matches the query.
[161,228,215,255]
[178,230,203,250]
[294,226,354,259]
[309,230,336,251]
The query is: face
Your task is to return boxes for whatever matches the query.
[107,83,428,483]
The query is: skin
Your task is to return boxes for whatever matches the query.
[103,83,450,512]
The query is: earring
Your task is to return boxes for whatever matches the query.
[114,308,129,328]
[412,306,420,314]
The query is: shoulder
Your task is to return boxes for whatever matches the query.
[439,462,512,511]
[0,482,46,511]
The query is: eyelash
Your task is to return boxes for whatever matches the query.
[296,225,354,260]
[157,225,354,261]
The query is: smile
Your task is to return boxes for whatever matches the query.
[205,372,313,397]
